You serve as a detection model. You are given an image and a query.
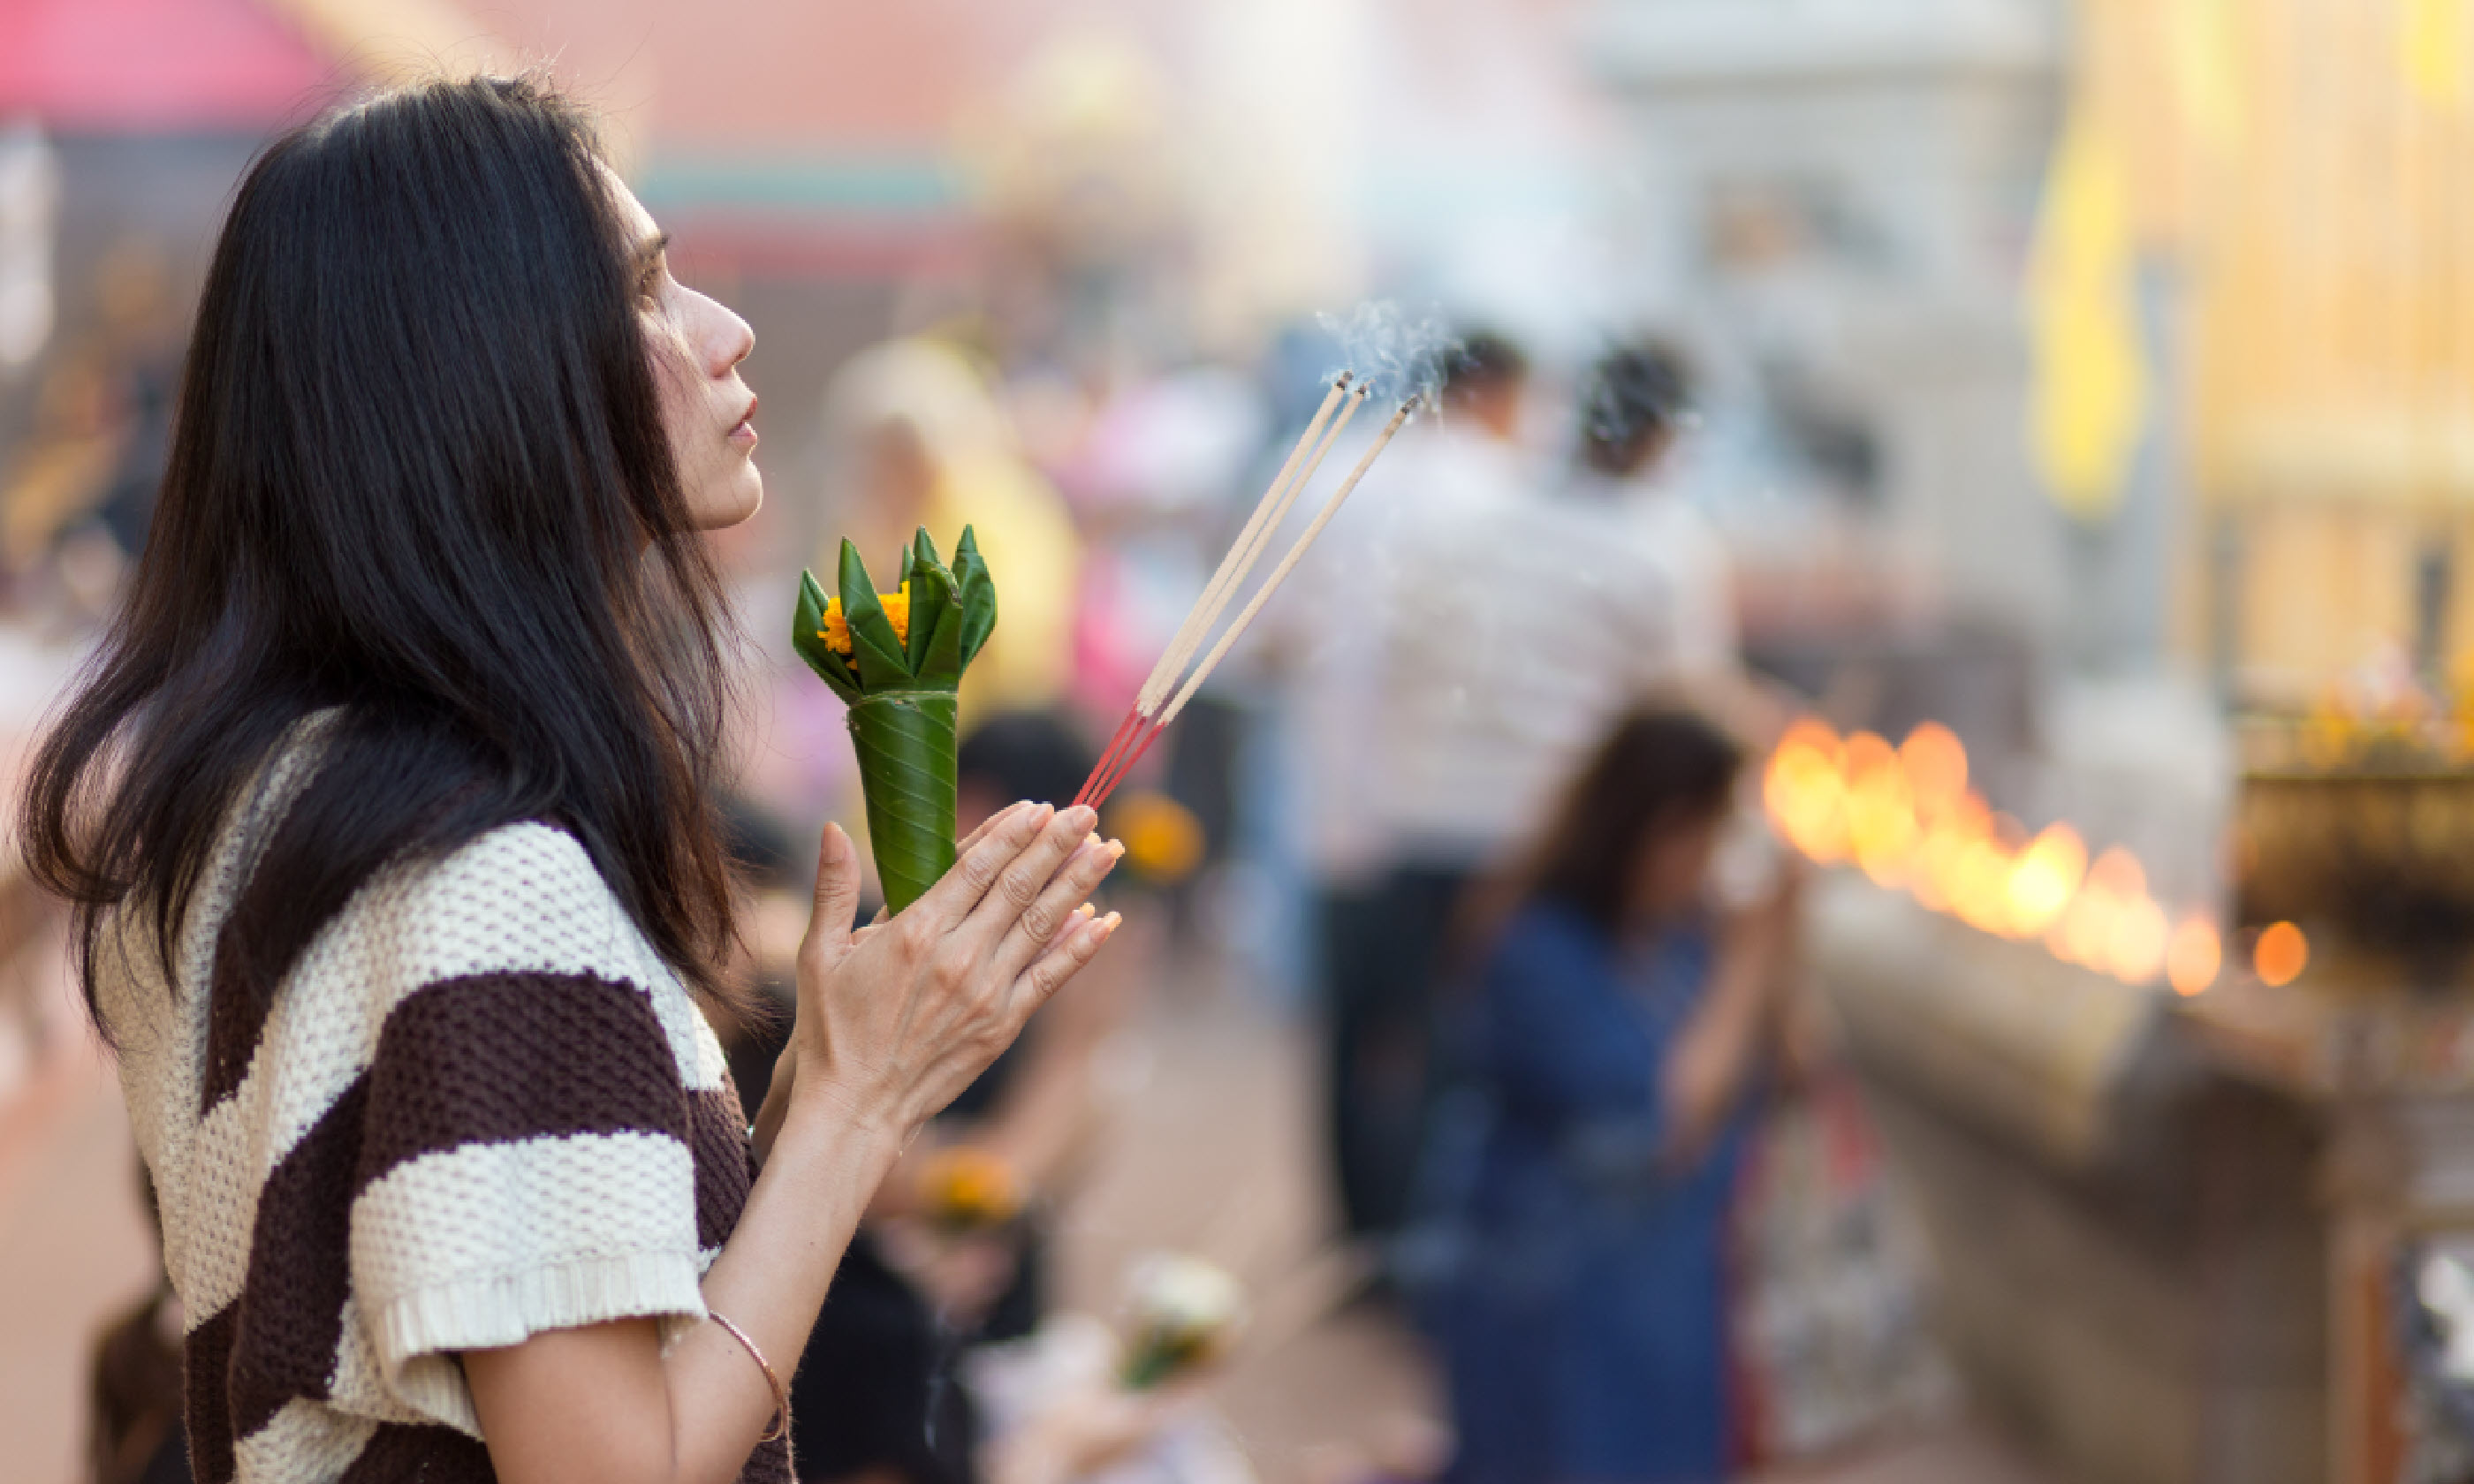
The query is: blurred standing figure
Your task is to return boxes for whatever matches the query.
[1309,331,1533,1242]
[1570,343,1735,681]
[1422,708,1795,1484]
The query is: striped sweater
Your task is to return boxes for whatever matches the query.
[98,737,787,1483]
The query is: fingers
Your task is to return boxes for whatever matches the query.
[990,833,1123,988]
[912,801,1047,929]
[953,804,1026,859]
[803,823,862,965]
[1007,908,1120,1019]
[958,805,1098,957]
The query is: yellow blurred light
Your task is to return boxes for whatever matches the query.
[1764,740,1850,863]
[1951,837,2019,935]
[2255,920,2310,987]
[1919,798,1992,912]
[2004,823,2089,936]
[2106,895,2169,984]
[1900,722,1969,813]
[2052,886,2114,968]
[2166,917,2221,996]
[1844,739,1919,885]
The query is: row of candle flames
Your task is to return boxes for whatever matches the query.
[1763,718,2311,996]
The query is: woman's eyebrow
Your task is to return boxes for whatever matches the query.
[634,231,671,276]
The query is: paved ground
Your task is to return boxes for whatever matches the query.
[0,950,2053,1484]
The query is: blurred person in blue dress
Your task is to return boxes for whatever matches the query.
[1414,706,1798,1484]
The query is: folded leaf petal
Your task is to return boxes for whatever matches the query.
[839,538,913,689]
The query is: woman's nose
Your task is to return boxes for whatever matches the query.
[693,291,754,375]
[714,306,754,375]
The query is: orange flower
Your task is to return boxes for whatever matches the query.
[816,582,911,658]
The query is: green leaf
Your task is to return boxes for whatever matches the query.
[952,525,998,667]
[838,538,913,691]
[903,527,952,673]
[846,691,959,913]
[916,567,967,685]
[791,568,861,700]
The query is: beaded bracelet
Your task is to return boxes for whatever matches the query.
[708,1310,788,1443]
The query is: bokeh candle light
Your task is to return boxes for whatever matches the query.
[1764,716,2225,993]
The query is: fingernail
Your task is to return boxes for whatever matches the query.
[1095,911,1123,942]
[1064,805,1097,831]
[1029,802,1055,828]
[1106,839,1127,859]
[1077,902,1097,919]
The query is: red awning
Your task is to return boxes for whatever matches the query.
[0,0,343,133]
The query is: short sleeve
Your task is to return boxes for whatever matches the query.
[339,832,709,1432]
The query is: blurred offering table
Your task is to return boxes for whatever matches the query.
[1814,873,2468,1484]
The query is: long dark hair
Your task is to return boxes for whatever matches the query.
[1517,706,1743,935]
[21,75,743,1036]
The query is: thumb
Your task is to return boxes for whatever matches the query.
[806,822,863,966]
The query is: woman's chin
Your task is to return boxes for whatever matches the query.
[692,470,764,531]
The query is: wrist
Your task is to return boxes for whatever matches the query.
[782,1071,915,1163]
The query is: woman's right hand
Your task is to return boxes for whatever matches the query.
[785,802,1121,1144]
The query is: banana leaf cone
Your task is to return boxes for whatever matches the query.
[791,526,997,913]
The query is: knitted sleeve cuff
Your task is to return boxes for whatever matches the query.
[371,1249,708,1435]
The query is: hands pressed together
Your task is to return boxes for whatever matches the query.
[756,801,1124,1156]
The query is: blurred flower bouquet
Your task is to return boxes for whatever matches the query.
[793,526,996,912]
[1116,1255,1246,1390]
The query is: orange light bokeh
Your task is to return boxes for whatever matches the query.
[1899,721,1969,813]
[1762,715,2219,996]
[2106,895,2169,984]
[2005,823,2088,937]
[2254,920,2310,987]
[2166,917,2221,996]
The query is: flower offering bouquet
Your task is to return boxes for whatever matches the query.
[792,526,996,912]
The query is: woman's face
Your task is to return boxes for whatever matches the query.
[608,170,762,530]
[1623,809,1724,925]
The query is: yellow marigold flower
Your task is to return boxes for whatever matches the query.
[816,582,911,659]
[919,1144,1021,1229]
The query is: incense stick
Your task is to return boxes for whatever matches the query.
[1143,383,1368,712]
[1142,376,1353,716]
[1077,379,1361,806]
[1084,399,1415,808]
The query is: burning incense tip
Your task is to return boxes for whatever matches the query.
[1080,382,1418,809]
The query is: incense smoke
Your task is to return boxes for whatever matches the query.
[1315,301,1460,409]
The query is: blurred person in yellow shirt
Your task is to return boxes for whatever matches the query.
[820,337,1081,722]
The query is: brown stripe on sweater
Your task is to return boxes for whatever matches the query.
[688,1079,756,1252]
[231,1075,368,1439]
[183,1302,239,1484]
[355,971,688,1192]
[201,930,270,1115]
[746,1427,794,1483]
[334,1420,497,1483]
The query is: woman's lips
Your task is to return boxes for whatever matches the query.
[729,395,758,448]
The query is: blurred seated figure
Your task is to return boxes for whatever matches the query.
[89,1162,189,1484]
[1413,708,1797,1484]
